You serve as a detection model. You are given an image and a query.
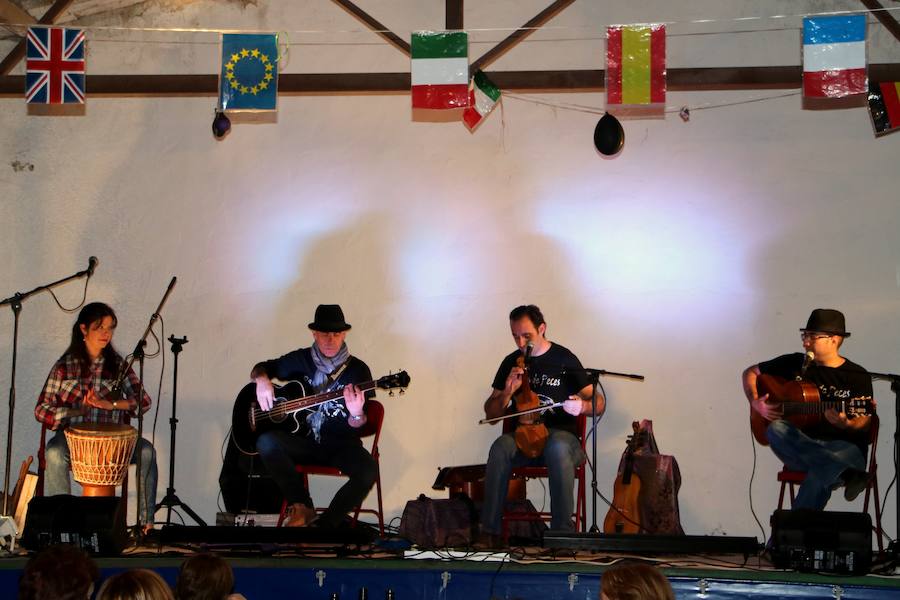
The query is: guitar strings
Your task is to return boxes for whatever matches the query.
[251,380,381,422]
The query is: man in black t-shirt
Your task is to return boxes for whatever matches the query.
[741,308,874,510]
[480,305,605,542]
[250,304,376,528]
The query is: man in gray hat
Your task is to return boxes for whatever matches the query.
[250,304,376,527]
[741,308,874,510]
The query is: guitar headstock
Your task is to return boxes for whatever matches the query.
[625,421,649,452]
[377,371,410,391]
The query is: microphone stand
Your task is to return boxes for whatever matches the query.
[115,276,176,537]
[155,335,206,526]
[870,370,900,560]
[582,368,644,533]
[0,260,95,549]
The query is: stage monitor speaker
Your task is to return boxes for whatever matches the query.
[770,509,871,575]
[21,494,127,556]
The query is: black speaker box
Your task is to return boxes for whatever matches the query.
[770,509,871,574]
[21,495,127,555]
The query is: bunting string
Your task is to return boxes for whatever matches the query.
[1,5,898,43]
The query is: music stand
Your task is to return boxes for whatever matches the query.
[155,335,206,526]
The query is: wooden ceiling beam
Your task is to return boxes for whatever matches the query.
[331,0,410,57]
[0,0,35,28]
[446,0,464,30]
[2,64,899,96]
[471,0,575,73]
[859,0,900,45]
[0,0,76,75]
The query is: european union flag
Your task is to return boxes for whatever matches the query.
[219,33,278,111]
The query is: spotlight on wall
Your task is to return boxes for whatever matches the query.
[593,112,624,156]
[212,109,231,139]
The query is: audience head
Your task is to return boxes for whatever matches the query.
[600,562,675,600]
[175,553,235,600]
[96,569,174,600]
[18,543,99,600]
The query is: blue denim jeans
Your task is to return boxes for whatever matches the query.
[481,429,586,534]
[766,419,865,510]
[44,430,159,525]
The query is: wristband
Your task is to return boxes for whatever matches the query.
[349,414,365,422]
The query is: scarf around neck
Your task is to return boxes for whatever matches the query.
[307,341,351,441]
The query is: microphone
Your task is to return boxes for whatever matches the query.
[87,256,98,277]
[798,350,815,380]
[523,341,534,364]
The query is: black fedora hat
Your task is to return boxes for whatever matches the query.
[308,304,351,332]
[800,308,850,337]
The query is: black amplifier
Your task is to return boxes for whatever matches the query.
[21,495,127,555]
[770,509,871,575]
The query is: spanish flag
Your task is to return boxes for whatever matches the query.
[606,24,666,107]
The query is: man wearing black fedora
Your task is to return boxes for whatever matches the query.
[249,304,377,527]
[741,308,874,510]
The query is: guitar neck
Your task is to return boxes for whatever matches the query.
[782,400,865,415]
[282,380,378,412]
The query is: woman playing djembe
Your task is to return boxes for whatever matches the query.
[35,302,158,529]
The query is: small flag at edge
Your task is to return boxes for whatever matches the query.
[463,70,501,131]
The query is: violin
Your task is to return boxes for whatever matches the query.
[512,347,548,458]
[603,422,643,534]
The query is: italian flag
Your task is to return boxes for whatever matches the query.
[463,70,501,131]
[411,31,469,109]
[606,24,666,106]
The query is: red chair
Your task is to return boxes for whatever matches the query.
[500,414,588,541]
[277,399,385,534]
[776,415,884,552]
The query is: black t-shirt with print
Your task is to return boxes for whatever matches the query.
[759,352,873,455]
[492,343,590,436]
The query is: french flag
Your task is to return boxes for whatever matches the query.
[803,15,867,98]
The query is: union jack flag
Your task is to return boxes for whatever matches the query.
[26,27,86,104]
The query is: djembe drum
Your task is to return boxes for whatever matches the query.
[65,423,138,496]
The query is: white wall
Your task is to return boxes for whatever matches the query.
[1,1,898,541]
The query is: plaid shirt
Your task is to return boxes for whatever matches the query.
[35,353,152,430]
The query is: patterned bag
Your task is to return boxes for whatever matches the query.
[398,494,477,548]
[629,419,684,535]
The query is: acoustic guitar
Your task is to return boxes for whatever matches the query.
[230,371,410,454]
[750,373,873,446]
[603,422,644,534]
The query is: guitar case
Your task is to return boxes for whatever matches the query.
[624,419,684,535]
[218,430,283,514]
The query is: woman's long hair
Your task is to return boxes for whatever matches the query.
[65,302,122,378]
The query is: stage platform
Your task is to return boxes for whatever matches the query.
[2,527,900,599]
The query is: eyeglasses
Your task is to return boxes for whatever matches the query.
[800,332,832,342]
